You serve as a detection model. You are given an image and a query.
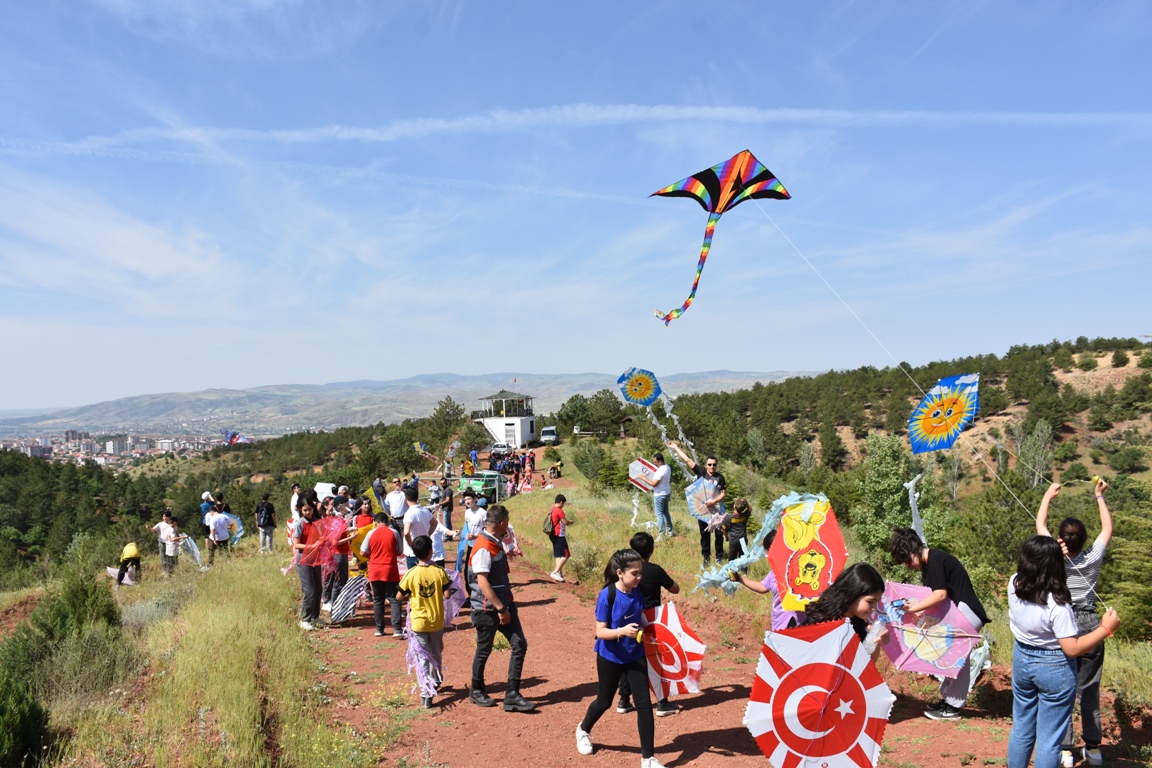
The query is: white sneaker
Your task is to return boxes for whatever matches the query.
[299,621,314,631]
[1083,747,1103,766]
[550,572,565,583]
[1061,751,1075,768]
[641,757,666,768]
[575,724,593,755]
[321,602,332,612]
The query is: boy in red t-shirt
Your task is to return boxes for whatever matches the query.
[549,494,574,583]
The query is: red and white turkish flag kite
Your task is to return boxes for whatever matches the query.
[745,620,895,768]
[641,602,706,699]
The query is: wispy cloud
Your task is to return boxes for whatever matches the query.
[86,0,389,59]
[9,103,1152,152]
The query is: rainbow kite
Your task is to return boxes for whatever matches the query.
[652,150,789,324]
[907,374,980,454]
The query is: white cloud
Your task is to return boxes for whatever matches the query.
[87,0,389,58]
[35,104,1152,151]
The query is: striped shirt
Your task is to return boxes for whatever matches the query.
[1065,542,1106,608]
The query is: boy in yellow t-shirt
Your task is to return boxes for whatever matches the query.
[398,535,452,708]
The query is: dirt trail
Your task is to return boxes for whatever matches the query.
[313,556,1148,768]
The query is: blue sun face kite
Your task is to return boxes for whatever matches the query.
[908,374,980,454]
[617,367,663,408]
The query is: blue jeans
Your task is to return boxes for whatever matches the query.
[654,494,672,535]
[1008,642,1077,768]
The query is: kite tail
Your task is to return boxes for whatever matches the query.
[655,211,721,324]
[694,495,790,595]
[662,393,698,463]
[646,405,694,479]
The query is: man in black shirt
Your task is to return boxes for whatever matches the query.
[668,442,727,565]
[617,532,681,717]
[891,527,989,721]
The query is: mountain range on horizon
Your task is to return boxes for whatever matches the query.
[0,370,812,437]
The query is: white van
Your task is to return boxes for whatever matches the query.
[540,426,558,444]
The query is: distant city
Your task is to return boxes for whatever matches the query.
[2,429,227,468]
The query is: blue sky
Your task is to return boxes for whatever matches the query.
[2,1,1150,409]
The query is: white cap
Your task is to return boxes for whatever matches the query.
[202,492,212,501]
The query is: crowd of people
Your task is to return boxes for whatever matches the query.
[112,442,1121,768]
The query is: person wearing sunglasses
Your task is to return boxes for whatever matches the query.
[668,442,727,566]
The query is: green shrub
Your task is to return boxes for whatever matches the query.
[0,665,47,767]
[1062,462,1091,481]
[572,443,606,481]
[1077,352,1099,372]
[1087,404,1113,432]
[1108,447,1149,475]
[30,560,120,644]
[1139,350,1152,369]
[40,622,142,705]
[543,446,561,464]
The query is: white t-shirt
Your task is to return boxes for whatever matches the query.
[152,520,172,543]
[289,493,300,521]
[651,464,671,496]
[385,490,408,520]
[464,507,487,540]
[161,529,182,556]
[1008,573,1078,650]
[402,505,433,557]
[431,522,450,562]
[208,513,232,541]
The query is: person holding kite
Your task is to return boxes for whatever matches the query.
[890,528,990,720]
[667,442,726,565]
[291,499,324,631]
[576,548,666,768]
[616,531,681,718]
[1006,536,1120,768]
[802,562,888,659]
[729,528,806,631]
[1035,479,1113,767]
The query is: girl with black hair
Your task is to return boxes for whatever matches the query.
[576,549,665,768]
[803,562,888,658]
[1035,480,1113,767]
[1007,536,1119,768]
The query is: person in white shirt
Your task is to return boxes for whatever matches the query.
[160,520,186,575]
[1035,480,1113,766]
[454,490,487,575]
[205,508,232,565]
[1006,536,1119,768]
[289,483,302,522]
[385,476,409,523]
[635,453,672,537]
[402,487,434,569]
[150,512,173,559]
[430,521,459,567]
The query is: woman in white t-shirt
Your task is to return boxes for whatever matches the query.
[1006,536,1119,768]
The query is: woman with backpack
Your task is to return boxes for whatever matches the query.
[256,492,277,553]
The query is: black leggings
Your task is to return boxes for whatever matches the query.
[581,655,654,759]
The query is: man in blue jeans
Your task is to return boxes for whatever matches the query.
[635,453,673,537]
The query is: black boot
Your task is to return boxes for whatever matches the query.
[503,690,537,712]
[469,688,496,708]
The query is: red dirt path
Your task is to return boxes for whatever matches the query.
[312,555,1148,768]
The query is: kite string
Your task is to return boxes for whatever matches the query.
[750,200,1110,612]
